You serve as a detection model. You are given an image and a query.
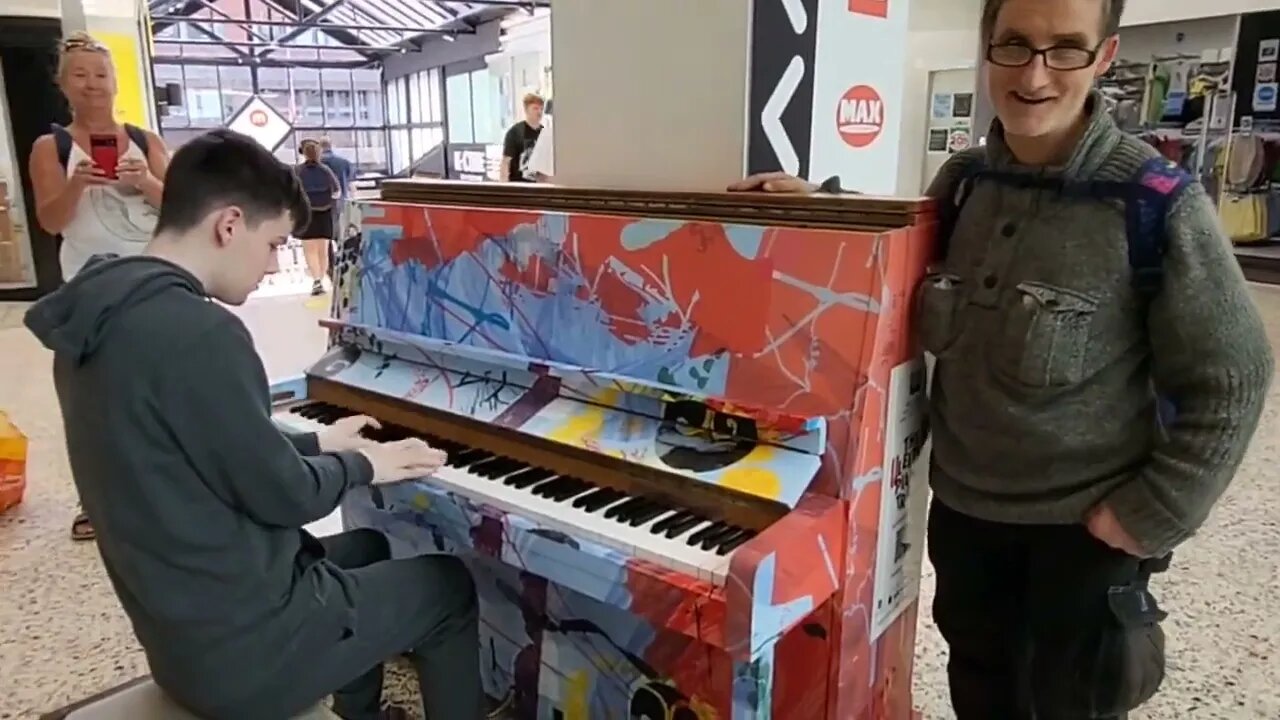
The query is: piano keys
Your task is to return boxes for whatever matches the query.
[277,180,935,719]
[276,399,758,582]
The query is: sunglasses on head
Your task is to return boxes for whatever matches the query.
[62,36,108,53]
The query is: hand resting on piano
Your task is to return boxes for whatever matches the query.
[360,438,448,485]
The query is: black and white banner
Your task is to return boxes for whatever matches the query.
[746,0,907,195]
[745,0,820,181]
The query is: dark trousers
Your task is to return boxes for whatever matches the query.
[928,499,1158,720]
[254,529,484,720]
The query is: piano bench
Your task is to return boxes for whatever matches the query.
[40,676,339,720]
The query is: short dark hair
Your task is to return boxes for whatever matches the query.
[981,0,1125,43]
[155,129,310,237]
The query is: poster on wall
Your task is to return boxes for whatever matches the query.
[952,92,974,118]
[870,358,929,641]
[947,123,972,153]
[1260,38,1279,63]
[1254,83,1278,113]
[931,93,953,120]
[927,128,948,152]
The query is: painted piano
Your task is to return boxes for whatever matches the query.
[273,182,935,719]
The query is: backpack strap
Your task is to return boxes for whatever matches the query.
[124,123,150,158]
[1124,156,1196,297]
[50,123,152,169]
[936,153,988,262]
[51,123,73,170]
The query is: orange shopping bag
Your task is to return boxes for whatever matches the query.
[0,411,27,513]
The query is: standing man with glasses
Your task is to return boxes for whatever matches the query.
[733,0,1273,717]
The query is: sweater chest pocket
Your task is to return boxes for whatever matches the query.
[996,281,1098,388]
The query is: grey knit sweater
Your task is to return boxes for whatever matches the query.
[921,94,1274,557]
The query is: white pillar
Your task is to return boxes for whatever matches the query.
[549,0,912,193]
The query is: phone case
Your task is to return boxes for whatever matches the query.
[90,135,119,180]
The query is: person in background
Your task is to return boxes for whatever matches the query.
[319,136,354,201]
[526,99,554,182]
[732,0,1273,717]
[24,128,484,720]
[295,139,340,296]
[500,93,544,182]
[28,30,170,543]
[319,136,355,251]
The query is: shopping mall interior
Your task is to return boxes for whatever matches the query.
[0,0,1278,718]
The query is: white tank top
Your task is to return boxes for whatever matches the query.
[59,138,158,279]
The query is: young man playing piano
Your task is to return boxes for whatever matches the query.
[733,0,1272,718]
[25,129,484,720]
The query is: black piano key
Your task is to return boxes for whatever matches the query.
[715,529,756,555]
[687,521,727,547]
[532,477,573,497]
[449,450,492,468]
[509,470,554,489]
[548,480,593,502]
[587,491,630,513]
[628,504,670,526]
[699,524,742,551]
[477,459,525,479]
[663,514,707,539]
[504,468,554,488]
[650,511,691,535]
[572,488,618,510]
[604,497,645,520]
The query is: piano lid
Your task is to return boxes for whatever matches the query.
[378,179,930,231]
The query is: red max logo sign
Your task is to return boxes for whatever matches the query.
[250,109,269,128]
[848,0,888,18]
[836,85,884,148]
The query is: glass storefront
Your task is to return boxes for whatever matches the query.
[154,62,388,175]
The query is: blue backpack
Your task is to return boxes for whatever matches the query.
[936,153,1196,428]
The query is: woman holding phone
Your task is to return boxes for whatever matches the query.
[28,31,169,542]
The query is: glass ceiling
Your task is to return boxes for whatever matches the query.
[293,0,484,47]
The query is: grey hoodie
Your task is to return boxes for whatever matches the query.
[24,254,373,714]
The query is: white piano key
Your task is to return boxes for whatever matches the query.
[427,464,737,585]
[276,401,747,585]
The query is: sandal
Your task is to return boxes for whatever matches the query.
[71,511,95,542]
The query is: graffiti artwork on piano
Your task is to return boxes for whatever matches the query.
[332,200,929,719]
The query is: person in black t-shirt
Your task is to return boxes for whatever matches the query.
[500,93,544,182]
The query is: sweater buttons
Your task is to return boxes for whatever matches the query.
[1001,222,1017,237]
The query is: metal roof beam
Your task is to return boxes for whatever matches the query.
[150,14,466,35]
[153,37,400,52]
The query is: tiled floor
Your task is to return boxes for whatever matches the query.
[1,288,1279,719]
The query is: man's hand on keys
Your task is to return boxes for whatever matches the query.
[360,438,449,485]
[317,414,380,452]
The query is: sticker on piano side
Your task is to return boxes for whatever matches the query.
[869,358,930,641]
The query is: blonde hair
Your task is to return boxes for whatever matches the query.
[522,92,545,109]
[58,31,111,79]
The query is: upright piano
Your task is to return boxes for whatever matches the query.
[273,181,935,719]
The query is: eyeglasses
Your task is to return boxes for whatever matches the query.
[986,42,1100,71]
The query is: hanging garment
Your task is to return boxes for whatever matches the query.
[1148,64,1171,125]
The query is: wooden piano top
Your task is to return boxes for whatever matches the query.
[377,178,932,231]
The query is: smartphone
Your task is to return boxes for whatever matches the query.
[89,134,119,180]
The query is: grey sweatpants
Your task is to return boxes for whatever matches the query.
[239,529,484,720]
